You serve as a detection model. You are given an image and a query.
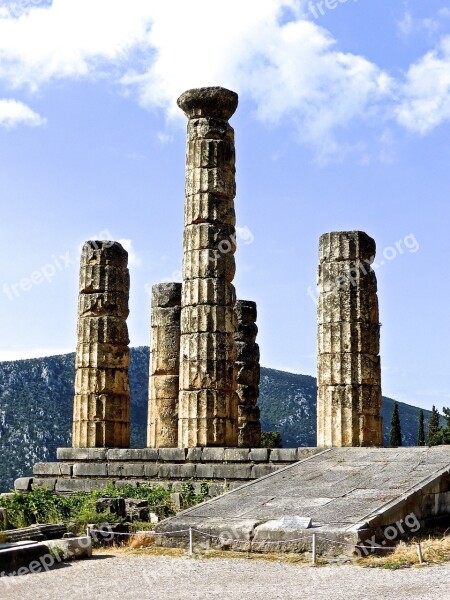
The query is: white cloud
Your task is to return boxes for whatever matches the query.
[0,0,448,154]
[0,98,46,128]
[397,10,414,37]
[396,36,450,134]
[0,0,391,157]
[118,239,142,268]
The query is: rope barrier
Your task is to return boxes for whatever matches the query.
[88,527,401,551]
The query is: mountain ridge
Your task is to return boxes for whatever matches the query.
[0,347,432,492]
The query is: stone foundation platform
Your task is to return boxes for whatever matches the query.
[21,448,321,495]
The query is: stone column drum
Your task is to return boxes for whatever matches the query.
[317,231,383,447]
[148,283,182,448]
[72,241,131,448]
[177,87,239,447]
[235,301,261,447]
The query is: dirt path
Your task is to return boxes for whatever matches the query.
[1,554,449,600]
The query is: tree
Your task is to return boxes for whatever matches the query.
[427,405,441,446]
[417,409,425,446]
[389,402,402,448]
[261,431,283,448]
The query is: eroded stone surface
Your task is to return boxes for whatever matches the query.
[235,300,261,447]
[317,232,382,447]
[148,283,182,448]
[178,87,239,447]
[72,241,130,448]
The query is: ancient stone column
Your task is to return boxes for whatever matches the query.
[177,87,239,447]
[72,241,130,448]
[235,300,261,447]
[317,231,383,447]
[147,283,181,448]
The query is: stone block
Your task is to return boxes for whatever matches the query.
[235,341,260,364]
[317,289,379,326]
[182,278,235,307]
[250,448,269,462]
[32,478,57,491]
[150,375,179,400]
[158,448,186,462]
[235,322,258,343]
[158,464,196,479]
[235,299,257,323]
[152,283,182,308]
[117,464,145,478]
[14,478,33,492]
[180,332,236,362]
[186,448,203,462]
[77,290,129,319]
[179,361,236,391]
[224,448,250,462]
[270,448,299,462]
[319,231,376,264]
[106,448,159,461]
[318,353,381,386]
[47,536,92,560]
[318,322,380,355]
[125,499,150,521]
[75,367,129,396]
[181,305,237,335]
[83,479,110,493]
[57,448,108,461]
[202,447,225,462]
[72,419,130,449]
[186,138,235,171]
[151,306,181,328]
[170,492,182,511]
[75,343,129,370]
[79,265,129,295]
[212,464,252,479]
[73,463,108,477]
[55,479,87,493]
[33,463,72,477]
[77,317,129,346]
[238,421,262,448]
[143,464,159,478]
[95,498,126,517]
[236,364,260,387]
[182,249,236,282]
[184,193,236,227]
[184,222,236,252]
[195,464,215,479]
[185,166,236,198]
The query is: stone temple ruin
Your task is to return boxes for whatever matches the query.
[23,87,450,555]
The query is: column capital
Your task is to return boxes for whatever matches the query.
[177,86,238,120]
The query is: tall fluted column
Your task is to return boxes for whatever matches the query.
[178,87,239,447]
[317,231,383,447]
[235,300,261,447]
[148,283,181,448]
[73,241,130,448]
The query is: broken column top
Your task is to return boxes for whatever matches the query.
[177,86,238,120]
[235,300,257,323]
[152,282,182,308]
[81,241,128,266]
[319,231,376,263]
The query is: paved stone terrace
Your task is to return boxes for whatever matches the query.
[156,447,450,551]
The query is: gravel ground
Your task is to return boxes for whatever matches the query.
[1,554,449,600]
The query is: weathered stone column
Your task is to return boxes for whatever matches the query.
[72,241,130,448]
[178,87,239,447]
[148,283,181,448]
[317,231,383,447]
[235,300,261,447]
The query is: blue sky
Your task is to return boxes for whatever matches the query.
[0,0,449,411]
